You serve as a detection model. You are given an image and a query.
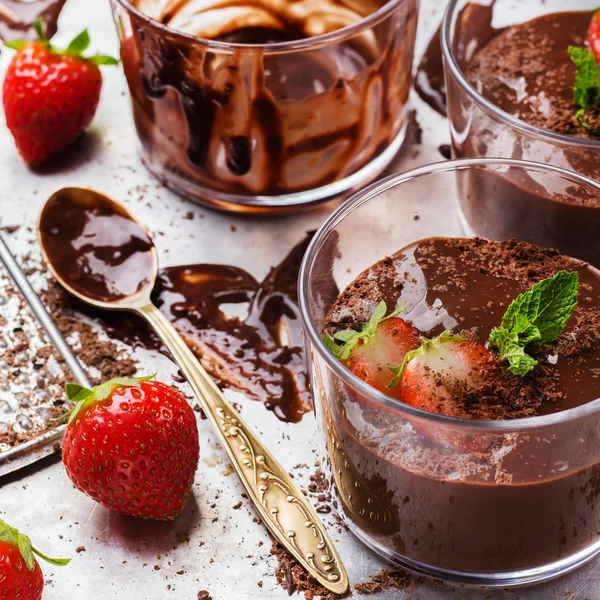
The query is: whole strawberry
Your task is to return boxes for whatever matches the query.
[0,519,69,600]
[62,375,200,520]
[3,20,118,166]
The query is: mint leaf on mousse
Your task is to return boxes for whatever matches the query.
[489,271,579,377]
[568,45,600,132]
[323,300,406,361]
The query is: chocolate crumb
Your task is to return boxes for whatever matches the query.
[354,569,412,595]
[271,541,350,600]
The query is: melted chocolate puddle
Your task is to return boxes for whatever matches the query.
[49,235,315,424]
[415,0,502,116]
[0,0,68,41]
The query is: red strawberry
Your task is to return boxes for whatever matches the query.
[587,10,600,63]
[324,301,420,399]
[396,333,495,417]
[62,375,200,520]
[344,319,420,397]
[389,332,497,450]
[2,20,118,166]
[0,519,69,600]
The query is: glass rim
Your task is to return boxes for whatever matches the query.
[113,0,407,53]
[441,0,600,149]
[298,157,600,432]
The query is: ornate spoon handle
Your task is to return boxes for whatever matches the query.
[138,303,349,595]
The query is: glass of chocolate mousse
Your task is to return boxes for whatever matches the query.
[110,0,418,213]
[442,0,600,264]
[299,158,600,587]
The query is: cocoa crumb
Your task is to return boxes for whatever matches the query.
[271,541,350,600]
[354,569,412,595]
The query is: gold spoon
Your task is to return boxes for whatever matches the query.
[38,186,348,595]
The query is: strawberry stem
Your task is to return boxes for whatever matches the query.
[0,520,70,570]
[3,18,119,66]
[62,374,156,426]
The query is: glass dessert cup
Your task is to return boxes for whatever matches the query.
[299,159,600,587]
[110,0,419,214]
[442,0,600,259]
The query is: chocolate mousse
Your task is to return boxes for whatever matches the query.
[114,0,418,206]
[465,11,599,141]
[320,236,600,574]
[439,6,600,267]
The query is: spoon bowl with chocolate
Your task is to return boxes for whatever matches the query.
[38,186,349,595]
[299,159,600,587]
[442,0,600,266]
[110,0,418,213]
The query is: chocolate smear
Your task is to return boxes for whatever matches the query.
[0,0,68,42]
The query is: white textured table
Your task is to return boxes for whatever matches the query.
[0,0,598,598]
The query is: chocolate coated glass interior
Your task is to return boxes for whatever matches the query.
[113,0,418,205]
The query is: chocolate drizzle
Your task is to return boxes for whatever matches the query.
[150,235,314,423]
[0,0,67,41]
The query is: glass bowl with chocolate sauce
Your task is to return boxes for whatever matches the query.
[442,0,600,263]
[299,159,600,587]
[110,0,419,213]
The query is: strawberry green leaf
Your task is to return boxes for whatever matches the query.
[87,54,120,66]
[17,534,35,571]
[0,520,69,570]
[62,374,156,425]
[323,301,407,362]
[34,19,49,45]
[3,40,28,50]
[32,548,71,567]
[93,381,114,401]
[65,29,90,56]
[489,271,579,376]
[65,383,94,403]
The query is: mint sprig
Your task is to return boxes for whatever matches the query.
[0,520,70,570]
[489,271,579,376]
[568,45,600,132]
[323,300,407,361]
[387,331,464,388]
[61,374,156,425]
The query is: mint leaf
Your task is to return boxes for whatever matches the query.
[569,46,600,109]
[323,300,407,361]
[488,328,538,377]
[489,271,579,376]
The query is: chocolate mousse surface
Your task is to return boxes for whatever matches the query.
[465,11,599,140]
[321,237,600,573]
[325,236,600,417]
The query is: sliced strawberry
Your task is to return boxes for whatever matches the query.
[344,318,420,397]
[397,334,495,418]
[388,332,498,451]
[587,10,600,63]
